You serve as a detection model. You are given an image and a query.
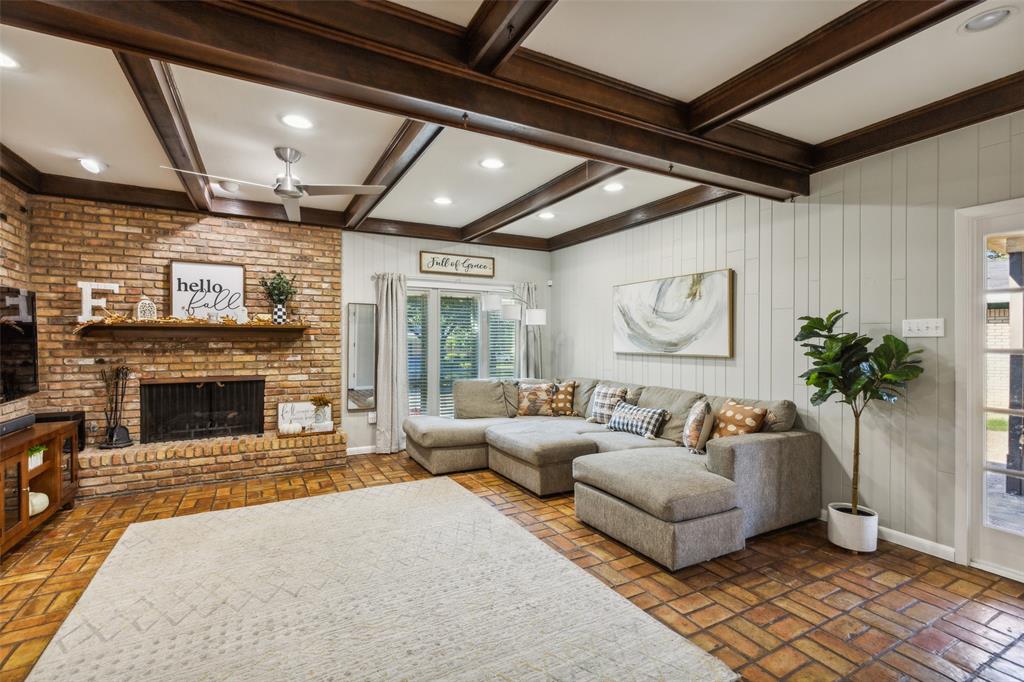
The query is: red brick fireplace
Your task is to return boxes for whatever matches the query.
[0,178,347,495]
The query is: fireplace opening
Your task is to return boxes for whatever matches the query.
[140,377,264,444]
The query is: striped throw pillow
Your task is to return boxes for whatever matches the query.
[607,402,670,440]
[587,384,628,424]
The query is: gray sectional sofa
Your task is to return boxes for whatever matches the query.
[402,377,821,570]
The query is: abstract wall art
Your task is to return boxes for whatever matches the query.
[612,269,733,357]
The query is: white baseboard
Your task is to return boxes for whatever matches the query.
[346,445,378,455]
[969,559,1024,583]
[877,526,955,561]
[817,508,955,562]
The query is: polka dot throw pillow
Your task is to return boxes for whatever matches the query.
[711,399,767,439]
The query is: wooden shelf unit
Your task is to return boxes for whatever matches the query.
[76,321,309,340]
[1,421,79,554]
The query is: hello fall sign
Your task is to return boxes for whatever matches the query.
[169,261,245,318]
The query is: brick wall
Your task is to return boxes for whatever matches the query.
[19,185,342,445]
[0,179,33,422]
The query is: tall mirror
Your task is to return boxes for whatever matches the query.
[347,303,377,411]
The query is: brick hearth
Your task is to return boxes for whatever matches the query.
[77,431,347,497]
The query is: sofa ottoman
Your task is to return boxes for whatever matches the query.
[486,424,598,496]
[403,416,515,474]
[573,449,745,570]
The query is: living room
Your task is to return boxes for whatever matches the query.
[1,1,1023,680]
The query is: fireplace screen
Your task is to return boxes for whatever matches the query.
[140,378,264,444]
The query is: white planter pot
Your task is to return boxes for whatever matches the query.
[827,502,878,552]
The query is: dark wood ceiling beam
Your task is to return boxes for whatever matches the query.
[687,0,982,133]
[343,119,442,229]
[465,0,557,73]
[0,144,42,193]
[548,185,738,251]
[496,50,814,170]
[115,52,211,210]
[461,160,622,241]
[361,217,549,250]
[0,0,807,200]
[813,71,1024,171]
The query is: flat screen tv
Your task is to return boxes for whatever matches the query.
[0,287,39,403]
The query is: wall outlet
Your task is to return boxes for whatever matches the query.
[902,318,945,338]
[367,412,377,424]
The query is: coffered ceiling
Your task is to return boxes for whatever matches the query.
[521,0,861,102]
[1,0,1021,251]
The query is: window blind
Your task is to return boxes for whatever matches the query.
[406,291,429,416]
[487,310,517,379]
[438,295,480,417]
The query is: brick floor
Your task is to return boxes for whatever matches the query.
[1,452,1022,680]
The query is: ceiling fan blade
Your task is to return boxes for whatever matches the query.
[299,184,387,196]
[159,166,274,189]
[281,197,301,222]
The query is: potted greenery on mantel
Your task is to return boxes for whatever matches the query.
[260,272,297,325]
[795,310,924,552]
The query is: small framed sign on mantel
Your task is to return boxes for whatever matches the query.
[419,251,495,278]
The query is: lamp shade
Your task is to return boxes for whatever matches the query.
[524,308,547,326]
[482,293,503,311]
[501,303,522,321]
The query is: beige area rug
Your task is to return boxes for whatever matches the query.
[30,477,737,681]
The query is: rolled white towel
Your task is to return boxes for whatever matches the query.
[28,491,49,516]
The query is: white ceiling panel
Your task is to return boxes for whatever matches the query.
[389,0,481,26]
[170,65,406,211]
[741,0,1022,143]
[522,0,859,102]
[498,169,698,239]
[369,127,583,227]
[0,26,180,190]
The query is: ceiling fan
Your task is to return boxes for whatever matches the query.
[162,147,386,222]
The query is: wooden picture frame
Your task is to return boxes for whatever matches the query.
[419,251,495,278]
[168,260,246,319]
[612,268,734,358]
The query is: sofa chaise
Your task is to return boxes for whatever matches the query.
[402,377,820,570]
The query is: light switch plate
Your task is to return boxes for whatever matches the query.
[902,318,945,338]
[367,412,377,424]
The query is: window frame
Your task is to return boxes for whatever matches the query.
[407,280,518,418]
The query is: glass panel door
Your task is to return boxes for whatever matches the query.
[976,231,1024,569]
[3,457,26,536]
[438,294,480,417]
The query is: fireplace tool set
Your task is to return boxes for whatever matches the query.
[100,364,133,449]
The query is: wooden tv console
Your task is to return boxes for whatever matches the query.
[1,421,79,554]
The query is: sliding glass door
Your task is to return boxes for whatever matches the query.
[407,288,517,418]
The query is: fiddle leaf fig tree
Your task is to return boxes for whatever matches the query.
[795,310,924,515]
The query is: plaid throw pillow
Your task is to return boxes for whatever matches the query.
[607,402,670,440]
[551,381,577,416]
[587,384,628,424]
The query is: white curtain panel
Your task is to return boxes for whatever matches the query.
[373,273,408,453]
[515,282,543,378]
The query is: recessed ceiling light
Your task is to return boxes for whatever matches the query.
[0,53,19,69]
[537,211,555,220]
[218,180,240,193]
[280,113,313,129]
[78,158,106,174]
[602,182,624,193]
[433,196,452,206]
[960,6,1016,32]
[479,158,504,169]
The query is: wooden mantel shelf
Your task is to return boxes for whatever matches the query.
[76,321,309,340]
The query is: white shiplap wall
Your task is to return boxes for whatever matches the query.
[550,112,1024,548]
[341,232,552,450]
